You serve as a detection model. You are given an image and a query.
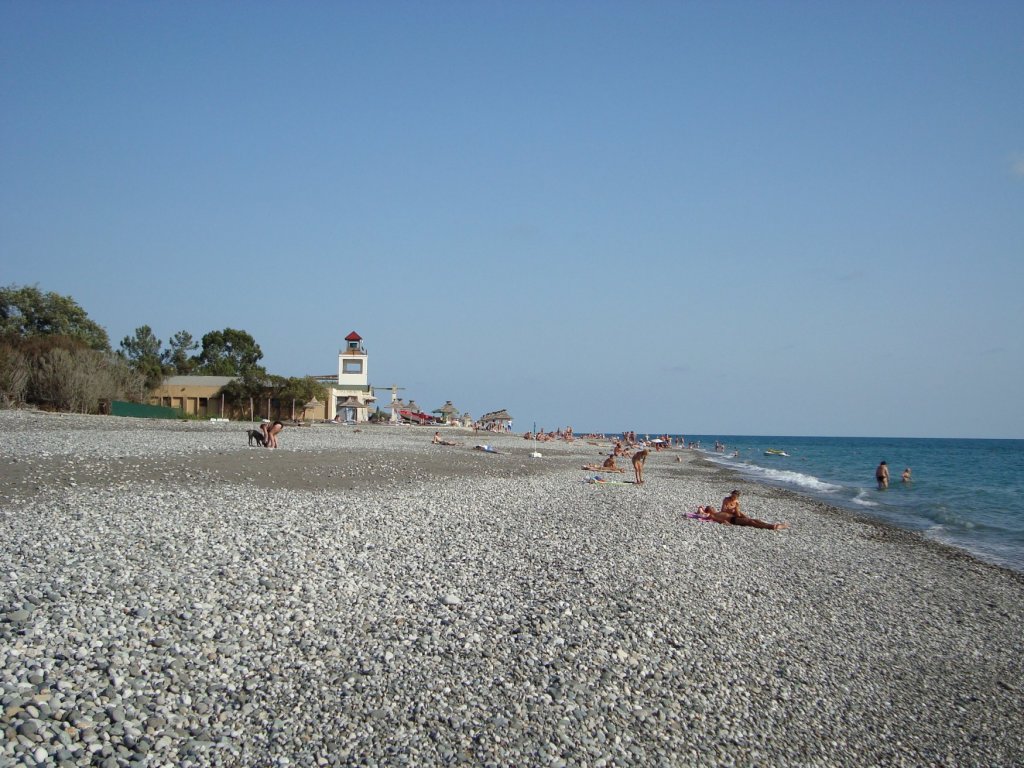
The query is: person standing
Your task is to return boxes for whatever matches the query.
[902,467,912,483]
[631,449,649,485]
[876,460,890,490]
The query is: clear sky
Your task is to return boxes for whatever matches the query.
[2,1,1022,438]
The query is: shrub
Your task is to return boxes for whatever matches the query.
[30,346,145,413]
[0,343,29,407]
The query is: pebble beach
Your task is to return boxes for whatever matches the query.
[2,411,1022,767]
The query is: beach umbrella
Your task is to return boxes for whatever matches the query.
[302,397,321,419]
[338,395,364,422]
[433,401,460,423]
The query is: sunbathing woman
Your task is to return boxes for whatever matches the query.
[696,490,789,530]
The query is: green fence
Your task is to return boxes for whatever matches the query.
[110,400,182,419]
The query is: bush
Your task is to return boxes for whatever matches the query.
[0,344,29,407]
[30,345,145,413]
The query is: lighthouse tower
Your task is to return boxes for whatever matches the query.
[337,331,368,387]
[327,331,374,422]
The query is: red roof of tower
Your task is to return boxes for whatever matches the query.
[345,331,362,341]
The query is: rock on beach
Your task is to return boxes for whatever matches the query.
[1,410,1022,766]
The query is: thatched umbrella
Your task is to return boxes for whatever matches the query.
[432,400,460,423]
[302,397,321,420]
[338,396,364,422]
[481,409,512,423]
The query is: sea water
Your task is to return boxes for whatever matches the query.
[666,435,1024,573]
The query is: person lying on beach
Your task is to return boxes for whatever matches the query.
[432,431,460,446]
[260,420,284,449]
[696,490,789,529]
[474,444,500,454]
[631,449,649,484]
[694,504,789,530]
[582,455,625,473]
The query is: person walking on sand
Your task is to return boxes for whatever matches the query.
[876,460,890,490]
[632,449,649,484]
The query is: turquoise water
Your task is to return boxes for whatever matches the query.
[666,435,1024,572]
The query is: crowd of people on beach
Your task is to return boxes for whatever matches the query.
[524,426,575,442]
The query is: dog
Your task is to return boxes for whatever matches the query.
[247,429,266,447]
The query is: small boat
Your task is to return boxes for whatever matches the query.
[764,449,789,457]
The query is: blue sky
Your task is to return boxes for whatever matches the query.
[2,1,1022,438]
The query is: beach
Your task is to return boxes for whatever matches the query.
[2,412,1022,767]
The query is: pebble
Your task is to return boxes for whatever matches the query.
[0,410,1022,766]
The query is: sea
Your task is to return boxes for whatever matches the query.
[645,434,1024,574]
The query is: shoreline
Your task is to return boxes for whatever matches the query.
[687,451,1024,581]
[2,412,1022,765]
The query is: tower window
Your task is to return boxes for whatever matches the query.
[343,360,363,374]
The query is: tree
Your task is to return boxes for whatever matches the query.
[274,376,327,406]
[119,325,164,390]
[0,284,110,351]
[161,330,198,375]
[218,372,266,419]
[195,328,264,377]
[270,376,327,418]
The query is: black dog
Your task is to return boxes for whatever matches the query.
[247,429,266,447]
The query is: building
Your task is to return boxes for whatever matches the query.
[314,331,377,422]
[149,376,235,418]
[147,331,379,422]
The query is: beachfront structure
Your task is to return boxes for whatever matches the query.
[146,331,378,422]
[149,376,236,418]
[479,409,513,431]
[314,331,376,422]
[432,401,460,424]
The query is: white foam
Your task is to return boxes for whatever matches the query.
[702,451,842,493]
[737,465,841,493]
[853,490,879,508]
